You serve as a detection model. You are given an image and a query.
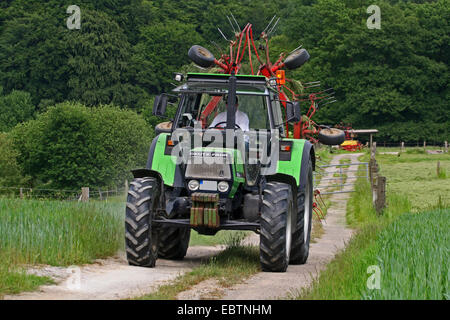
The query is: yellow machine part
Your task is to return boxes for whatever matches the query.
[341,140,359,146]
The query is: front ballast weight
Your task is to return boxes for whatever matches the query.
[190,193,220,228]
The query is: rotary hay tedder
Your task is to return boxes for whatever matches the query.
[186,15,345,145]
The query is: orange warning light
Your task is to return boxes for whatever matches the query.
[276,70,285,85]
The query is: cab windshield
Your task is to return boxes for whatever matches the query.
[175,92,271,130]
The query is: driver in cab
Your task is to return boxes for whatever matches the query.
[209,96,249,131]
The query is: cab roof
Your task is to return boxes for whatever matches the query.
[173,73,270,95]
[187,73,267,83]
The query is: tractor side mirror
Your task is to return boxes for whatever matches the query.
[286,101,301,123]
[153,94,168,117]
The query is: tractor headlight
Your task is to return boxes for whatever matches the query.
[218,181,229,193]
[188,180,200,191]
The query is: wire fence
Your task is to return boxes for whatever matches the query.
[0,186,126,201]
[374,141,447,148]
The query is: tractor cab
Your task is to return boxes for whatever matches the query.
[153,73,295,136]
[151,72,299,201]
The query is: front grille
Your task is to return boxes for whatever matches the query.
[185,155,232,180]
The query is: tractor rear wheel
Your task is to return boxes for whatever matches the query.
[260,182,293,272]
[158,227,190,260]
[125,177,160,267]
[290,158,313,264]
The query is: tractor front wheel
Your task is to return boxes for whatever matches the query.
[290,158,313,264]
[260,182,294,272]
[125,177,160,267]
[158,227,190,260]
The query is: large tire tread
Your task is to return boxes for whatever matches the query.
[260,182,292,272]
[125,178,159,268]
[290,159,313,265]
[158,227,190,260]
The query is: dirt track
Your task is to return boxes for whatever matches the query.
[4,246,224,300]
[4,153,361,300]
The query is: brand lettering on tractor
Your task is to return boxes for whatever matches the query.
[171,127,279,169]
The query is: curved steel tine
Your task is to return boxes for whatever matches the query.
[230,12,241,33]
[267,17,280,37]
[263,15,276,34]
[226,16,237,34]
[320,100,337,107]
[218,28,230,42]
[211,41,223,55]
[288,44,303,55]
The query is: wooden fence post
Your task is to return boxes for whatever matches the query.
[370,142,376,160]
[445,141,448,153]
[372,175,378,208]
[423,140,426,151]
[375,176,386,215]
[98,188,103,201]
[81,187,89,202]
[20,188,23,199]
[401,142,405,152]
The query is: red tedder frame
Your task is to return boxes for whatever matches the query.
[202,19,336,142]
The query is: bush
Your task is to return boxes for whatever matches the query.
[11,102,153,189]
[0,133,27,187]
[0,88,35,132]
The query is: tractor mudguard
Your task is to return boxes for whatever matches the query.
[132,168,160,179]
[144,133,183,187]
[299,140,315,190]
[269,139,315,191]
[145,135,160,170]
[267,139,314,225]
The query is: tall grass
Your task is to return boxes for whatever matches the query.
[298,150,449,300]
[0,198,124,266]
[363,209,449,300]
[297,223,383,299]
[189,230,249,247]
[299,179,412,299]
[347,175,411,228]
[360,150,450,211]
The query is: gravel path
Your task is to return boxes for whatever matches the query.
[4,246,225,300]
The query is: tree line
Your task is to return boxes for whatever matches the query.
[0,0,448,189]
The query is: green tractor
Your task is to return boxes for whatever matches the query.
[125,22,345,271]
[126,72,316,272]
